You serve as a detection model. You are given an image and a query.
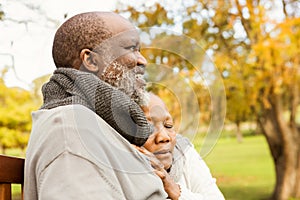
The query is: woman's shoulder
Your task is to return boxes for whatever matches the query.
[176,134,192,148]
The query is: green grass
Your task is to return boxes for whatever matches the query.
[12,184,22,200]
[193,135,275,200]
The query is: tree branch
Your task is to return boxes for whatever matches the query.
[282,0,288,18]
[234,0,252,43]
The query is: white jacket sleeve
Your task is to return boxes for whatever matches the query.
[38,151,119,200]
[178,146,225,200]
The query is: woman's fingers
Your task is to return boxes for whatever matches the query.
[154,170,166,179]
[132,145,165,170]
[150,158,164,170]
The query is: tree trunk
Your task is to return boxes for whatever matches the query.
[258,95,300,200]
[235,121,243,143]
[2,146,6,155]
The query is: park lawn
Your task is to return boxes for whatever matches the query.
[193,135,275,200]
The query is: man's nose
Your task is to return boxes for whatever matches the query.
[136,52,148,66]
[155,128,171,144]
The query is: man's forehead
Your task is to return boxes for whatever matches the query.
[102,30,140,46]
[118,33,140,45]
[100,13,136,35]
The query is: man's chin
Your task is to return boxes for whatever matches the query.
[132,88,149,107]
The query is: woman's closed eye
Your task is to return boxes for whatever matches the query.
[164,122,173,129]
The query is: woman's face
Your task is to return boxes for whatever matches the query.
[142,94,177,170]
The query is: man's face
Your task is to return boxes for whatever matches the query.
[96,28,148,106]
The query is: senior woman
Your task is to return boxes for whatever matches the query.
[135,93,225,200]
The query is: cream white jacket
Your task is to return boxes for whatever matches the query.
[176,145,225,200]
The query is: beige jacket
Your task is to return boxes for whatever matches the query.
[24,105,167,200]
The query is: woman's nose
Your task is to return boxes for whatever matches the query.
[155,127,171,143]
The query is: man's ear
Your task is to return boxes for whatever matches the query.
[80,49,99,73]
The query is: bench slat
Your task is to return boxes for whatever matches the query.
[0,155,25,200]
[0,155,24,184]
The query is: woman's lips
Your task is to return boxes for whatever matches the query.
[153,149,171,155]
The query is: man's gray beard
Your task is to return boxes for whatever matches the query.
[101,61,149,106]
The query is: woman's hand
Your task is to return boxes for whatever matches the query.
[133,145,181,200]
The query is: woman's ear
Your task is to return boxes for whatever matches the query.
[79,49,99,73]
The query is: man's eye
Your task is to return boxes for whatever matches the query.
[125,46,137,51]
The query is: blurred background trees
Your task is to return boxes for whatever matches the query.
[0,68,39,154]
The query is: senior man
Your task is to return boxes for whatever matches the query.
[24,12,167,200]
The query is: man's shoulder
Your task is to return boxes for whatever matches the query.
[27,105,106,170]
[33,104,94,116]
[32,104,96,123]
[29,104,102,153]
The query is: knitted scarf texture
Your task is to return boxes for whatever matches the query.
[41,68,152,146]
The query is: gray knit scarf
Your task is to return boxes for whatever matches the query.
[41,68,152,146]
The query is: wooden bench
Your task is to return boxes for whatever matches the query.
[0,155,25,200]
